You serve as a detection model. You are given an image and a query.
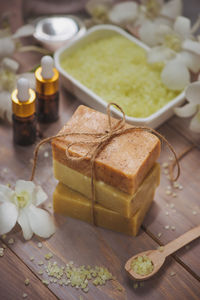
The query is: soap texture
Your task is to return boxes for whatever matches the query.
[53,160,160,218]
[52,105,160,194]
[53,179,157,236]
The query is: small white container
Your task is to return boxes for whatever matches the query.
[54,25,185,128]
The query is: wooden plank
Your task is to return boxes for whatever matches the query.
[2,217,200,300]
[143,123,200,277]
[0,242,57,300]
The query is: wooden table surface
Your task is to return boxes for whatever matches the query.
[0,1,200,299]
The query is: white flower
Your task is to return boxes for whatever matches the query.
[174,81,200,133]
[146,16,200,90]
[0,180,55,240]
[138,0,182,45]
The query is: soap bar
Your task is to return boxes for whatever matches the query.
[53,160,160,218]
[52,105,160,194]
[53,181,156,236]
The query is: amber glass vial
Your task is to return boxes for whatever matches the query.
[35,65,59,123]
[12,87,37,146]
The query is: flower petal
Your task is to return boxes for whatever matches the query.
[0,91,12,123]
[161,59,190,90]
[2,57,19,73]
[27,205,55,238]
[139,20,161,47]
[15,180,35,197]
[174,103,197,118]
[0,37,15,59]
[185,81,200,104]
[147,46,175,63]
[18,209,33,240]
[189,110,200,133]
[173,16,191,39]
[108,1,138,24]
[182,39,200,56]
[0,202,18,235]
[33,185,48,206]
[177,51,200,73]
[160,0,182,20]
[12,24,35,39]
[0,184,14,203]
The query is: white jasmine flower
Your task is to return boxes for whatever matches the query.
[0,180,55,240]
[174,81,200,133]
[147,16,200,90]
[138,0,182,45]
[108,1,139,25]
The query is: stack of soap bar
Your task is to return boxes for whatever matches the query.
[52,105,161,235]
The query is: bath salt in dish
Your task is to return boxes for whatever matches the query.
[60,35,180,119]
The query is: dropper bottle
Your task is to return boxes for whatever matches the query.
[12,78,37,145]
[35,56,59,122]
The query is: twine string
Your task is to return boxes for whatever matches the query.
[30,103,180,225]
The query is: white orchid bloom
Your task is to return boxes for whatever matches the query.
[147,16,200,90]
[0,180,55,240]
[174,81,200,133]
[108,1,139,25]
[0,24,35,59]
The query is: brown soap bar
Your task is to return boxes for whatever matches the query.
[52,105,160,194]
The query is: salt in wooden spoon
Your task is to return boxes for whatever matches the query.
[125,224,200,281]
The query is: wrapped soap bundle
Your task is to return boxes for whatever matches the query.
[52,105,161,236]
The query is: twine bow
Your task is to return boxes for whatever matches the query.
[31,103,180,225]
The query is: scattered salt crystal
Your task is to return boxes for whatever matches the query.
[167,185,172,190]
[24,279,30,286]
[192,211,197,215]
[133,283,138,289]
[172,193,177,198]
[38,261,44,266]
[3,168,8,173]
[38,270,44,275]
[37,242,42,248]
[170,203,175,208]
[158,246,164,252]
[22,293,28,298]
[165,211,169,216]
[0,248,4,257]
[42,280,49,285]
[173,182,179,188]
[171,226,176,231]
[166,190,171,195]
[8,238,14,245]
[2,244,7,249]
[164,225,170,230]
[164,170,169,175]
[44,151,49,158]
[158,233,162,238]
[30,256,34,261]
[178,185,183,190]
[170,271,176,277]
[162,162,169,168]
[2,234,6,240]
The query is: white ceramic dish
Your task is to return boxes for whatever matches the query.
[54,25,185,128]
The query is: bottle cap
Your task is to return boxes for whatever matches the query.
[17,78,30,102]
[35,56,59,96]
[41,56,54,79]
[12,78,36,118]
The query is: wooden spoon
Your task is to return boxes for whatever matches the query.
[125,225,200,281]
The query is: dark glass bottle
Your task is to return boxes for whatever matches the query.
[37,91,59,123]
[12,113,37,146]
[35,56,59,123]
[11,78,37,146]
